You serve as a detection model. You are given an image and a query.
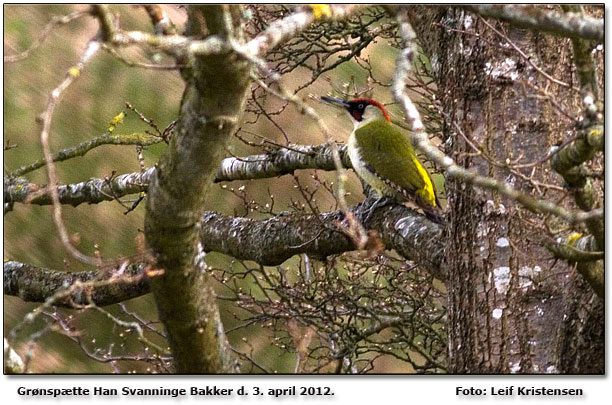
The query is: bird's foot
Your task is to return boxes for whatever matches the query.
[360,196,394,226]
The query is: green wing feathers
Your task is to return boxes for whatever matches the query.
[354,120,438,207]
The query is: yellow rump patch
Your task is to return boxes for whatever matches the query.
[412,158,436,206]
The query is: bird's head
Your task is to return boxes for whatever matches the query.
[321,96,391,128]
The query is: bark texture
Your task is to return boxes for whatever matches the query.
[411,6,603,374]
[4,4,603,375]
[5,199,444,307]
[144,5,250,373]
[3,260,149,307]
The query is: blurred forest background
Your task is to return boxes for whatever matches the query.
[4,4,424,373]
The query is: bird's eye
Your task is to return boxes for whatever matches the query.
[358,104,364,109]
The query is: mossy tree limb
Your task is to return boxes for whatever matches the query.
[143,5,250,373]
[5,198,445,306]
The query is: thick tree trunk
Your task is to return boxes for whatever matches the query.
[412,7,603,374]
[144,5,250,373]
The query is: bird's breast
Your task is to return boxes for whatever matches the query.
[347,133,396,197]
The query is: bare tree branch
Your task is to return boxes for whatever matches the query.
[37,35,102,266]
[6,132,602,226]
[461,5,603,41]
[244,4,366,57]
[8,131,162,178]
[5,144,351,207]
[216,143,351,182]
[143,5,177,35]
[4,10,88,63]
[549,5,604,250]
[5,199,445,307]
[201,197,445,278]
[97,5,368,61]
[390,10,602,226]
[4,168,153,207]
[5,3,603,375]
[545,235,603,262]
[142,5,249,374]
[4,260,150,307]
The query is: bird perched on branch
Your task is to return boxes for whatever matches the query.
[321,96,444,224]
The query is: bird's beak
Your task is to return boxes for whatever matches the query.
[321,96,350,109]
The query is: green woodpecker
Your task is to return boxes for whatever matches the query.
[321,96,444,224]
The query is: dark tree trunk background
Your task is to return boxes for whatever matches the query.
[411,7,603,374]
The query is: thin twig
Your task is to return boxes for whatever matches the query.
[391,11,601,225]
[9,131,162,178]
[38,38,102,265]
[4,10,88,63]
[255,76,369,248]
[479,17,576,90]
